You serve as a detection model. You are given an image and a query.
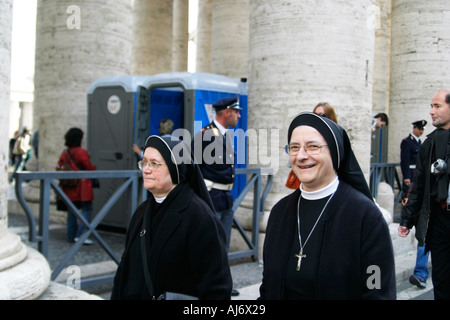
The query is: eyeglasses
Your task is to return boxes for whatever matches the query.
[138,160,165,171]
[285,143,328,156]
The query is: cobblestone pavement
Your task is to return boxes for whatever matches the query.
[7,212,264,300]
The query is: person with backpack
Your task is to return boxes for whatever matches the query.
[9,128,32,184]
[56,128,97,244]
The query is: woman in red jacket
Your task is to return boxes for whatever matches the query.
[57,128,97,244]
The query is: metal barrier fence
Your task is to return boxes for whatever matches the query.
[230,168,273,261]
[14,170,142,287]
[14,167,273,288]
[369,163,403,212]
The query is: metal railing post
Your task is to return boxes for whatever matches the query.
[38,178,51,257]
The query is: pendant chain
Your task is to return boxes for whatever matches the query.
[295,193,334,270]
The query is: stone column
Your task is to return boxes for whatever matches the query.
[388,0,450,163]
[132,0,173,75]
[195,0,212,73]
[248,0,375,201]
[0,0,50,300]
[0,0,13,252]
[372,0,391,115]
[33,0,133,171]
[172,0,189,72]
[210,0,249,78]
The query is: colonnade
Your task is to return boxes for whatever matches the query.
[2,0,450,299]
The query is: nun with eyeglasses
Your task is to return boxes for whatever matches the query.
[259,112,396,300]
[111,136,232,300]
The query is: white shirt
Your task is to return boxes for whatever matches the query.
[411,132,421,143]
[213,119,228,136]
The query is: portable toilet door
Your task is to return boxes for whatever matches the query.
[143,72,248,200]
[87,75,152,229]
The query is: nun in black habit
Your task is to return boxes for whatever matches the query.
[259,112,396,300]
[111,136,232,300]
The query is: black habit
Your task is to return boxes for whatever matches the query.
[259,181,396,300]
[111,182,232,300]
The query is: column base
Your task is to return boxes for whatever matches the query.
[0,234,51,300]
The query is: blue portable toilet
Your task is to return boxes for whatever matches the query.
[87,72,248,229]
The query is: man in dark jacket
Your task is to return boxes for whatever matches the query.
[399,89,450,299]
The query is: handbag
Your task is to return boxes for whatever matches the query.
[140,213,198,300]
[56,151,79,188]
[66,149,100,188]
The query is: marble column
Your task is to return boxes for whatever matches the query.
[33,0,133,171]
[132,0,173,75]
[0,0,50,300]
[195,0,212,73]
[172,0,189,72]
[388,0,450,163]
[210,0,249,78]
[248,0,375,201]
[372,0,391,115]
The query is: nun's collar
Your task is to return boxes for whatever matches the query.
[300,177,339,200]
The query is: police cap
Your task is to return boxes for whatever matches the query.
[213,96,242,111]
[412,120,427,129]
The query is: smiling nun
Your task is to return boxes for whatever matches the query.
[259,112,396,300]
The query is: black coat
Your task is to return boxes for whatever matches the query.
[111,183,232,299]
[259,182,396,300]
[401,129,439,246]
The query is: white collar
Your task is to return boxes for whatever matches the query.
[154,196,166,204]
[213,119,227,136]
[411,133,420,142]
[300,177,339,200]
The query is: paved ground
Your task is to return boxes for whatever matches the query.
[8,211,436,300]
[7,212,264,300]
[6,183,434,300]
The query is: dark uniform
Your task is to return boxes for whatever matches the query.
[193,96,241,252]
[198,120,235,211]
[400,120,427,199]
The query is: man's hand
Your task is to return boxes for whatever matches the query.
[398,225,410,237]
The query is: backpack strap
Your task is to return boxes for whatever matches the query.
[66,149,82,170]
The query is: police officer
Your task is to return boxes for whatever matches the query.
[194,96,241,246]
[400,120,427,201]
[193,96,241,296]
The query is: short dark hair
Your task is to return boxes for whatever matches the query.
[446,93,450,105]
[64,127,83,148]
[374,112,389,126]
